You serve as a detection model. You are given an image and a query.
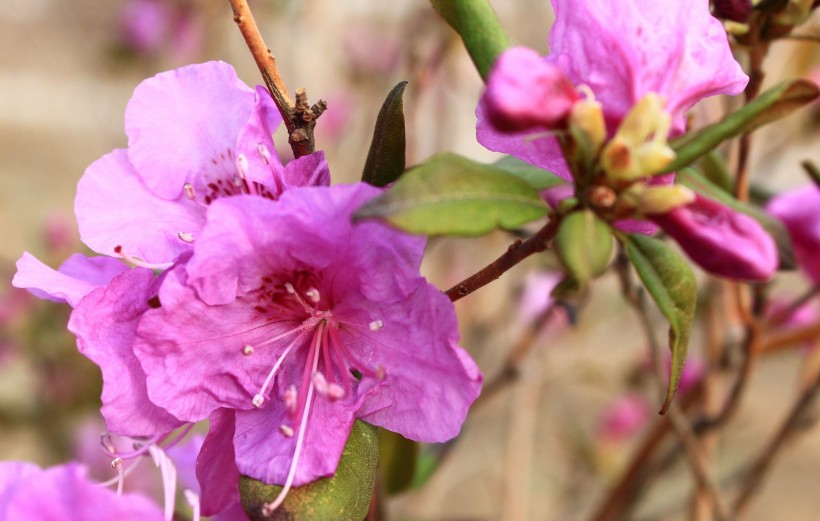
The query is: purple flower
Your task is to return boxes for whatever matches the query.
[477,0,748,178]
[648,194,778,281]
[0,461,164,521]
[597,393,650,442]
[767,185,820,282]
[12,253,128,307]
[75,61,329,266]
[129,183,481,509]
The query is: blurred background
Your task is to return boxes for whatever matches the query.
[1,1,819,519]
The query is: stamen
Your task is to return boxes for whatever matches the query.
[257,143,271,165]
[113,246,173,271]
[177,232,195,244]
[111,458,124,496]
[251,327,313,408]
[305,288,321,303]
[284,385,298,414]
[279,424,294,437]
[148,445,177,521]
[235,154,257,196]
[242,344,254,355]
[184,490,201,521]
[183,183,208,207]
[262,322,325,515]
[312,372,345,401]
[284,282,316,314]
[368,320,383,331]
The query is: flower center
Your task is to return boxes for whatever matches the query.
[239,274,385,514]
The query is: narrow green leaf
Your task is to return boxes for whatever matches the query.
[428,0,510,81]
[378,429,418,496]
[555,210,613,285]
[354,152,548,236]
[362,81,408,187]
[624,234,697,414]
[697,151,734,194]
[677,167,795,269]
[666,80,819,172]
[493,156,567,191]
[239,421,378,521]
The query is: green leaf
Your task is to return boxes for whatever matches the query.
[493,156,567,191]
[354,152,548,236]
[555,210,613,285]
[697,151,734,194]
[624,234,697,414]
[239,421,378,521]
[677,167,795,270]
[428,0,510,81]
[361,81,408,187]
[378,429,418,496]
[666,80,819,172]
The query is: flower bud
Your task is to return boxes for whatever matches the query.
[569,90,607,153]
[481,47,580,132]
[767,185,820,282]
[601,94,676,182]
[635,185,696,215]
[648,194,778,281]
[713,0,753,22]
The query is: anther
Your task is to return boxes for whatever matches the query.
[111,457,123,469]
[177,232,195,244]
[284,385,298,413]
[100,433,117,454]
[252,394,265,408]
[235,154,249,177]
[279,424,294,438]
[369,320,383,331]
[305,288,321,303]
[313,372,345,401]
[183,183,196,200]
[376,365,386,380]
[284,283,296,294]
[257,143,272,165]
[242,344,254,356]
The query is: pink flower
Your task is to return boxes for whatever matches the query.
[477,0,748,179]
[76,61,329,266]
[648,194,778,281]
[0,461,164,521]
[107,184,481,509]
[597,394,650,442]
[767,185,820,282]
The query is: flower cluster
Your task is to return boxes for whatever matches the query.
[13,61,481,516]
[478,0,779,281]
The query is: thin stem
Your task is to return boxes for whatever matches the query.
[227,0,325,158]
[734,19,769,202]
[731,372,820,517]
[445,219,559,302]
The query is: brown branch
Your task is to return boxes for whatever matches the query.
[227,0,325,158]
[445,219,559,302]
[731,371,820,517]
[759,320,820,354]
[734,19,769,202]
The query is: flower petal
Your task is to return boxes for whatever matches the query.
[12,253,128,307]
[547,0,748,131]
[76,149,204,263]
[68,268,183,436]
[233,395,356,486]
[125,61,255,200]
[196,409,241,517]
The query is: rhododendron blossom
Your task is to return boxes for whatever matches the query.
[117,183,482,510]
[477,0,748,179]
[0,461,165,521]
[76,61,329,267]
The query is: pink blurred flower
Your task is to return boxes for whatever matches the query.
[597,393,651,442]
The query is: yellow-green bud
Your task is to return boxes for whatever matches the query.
[569,89,606,153]
[636,185,696,215]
